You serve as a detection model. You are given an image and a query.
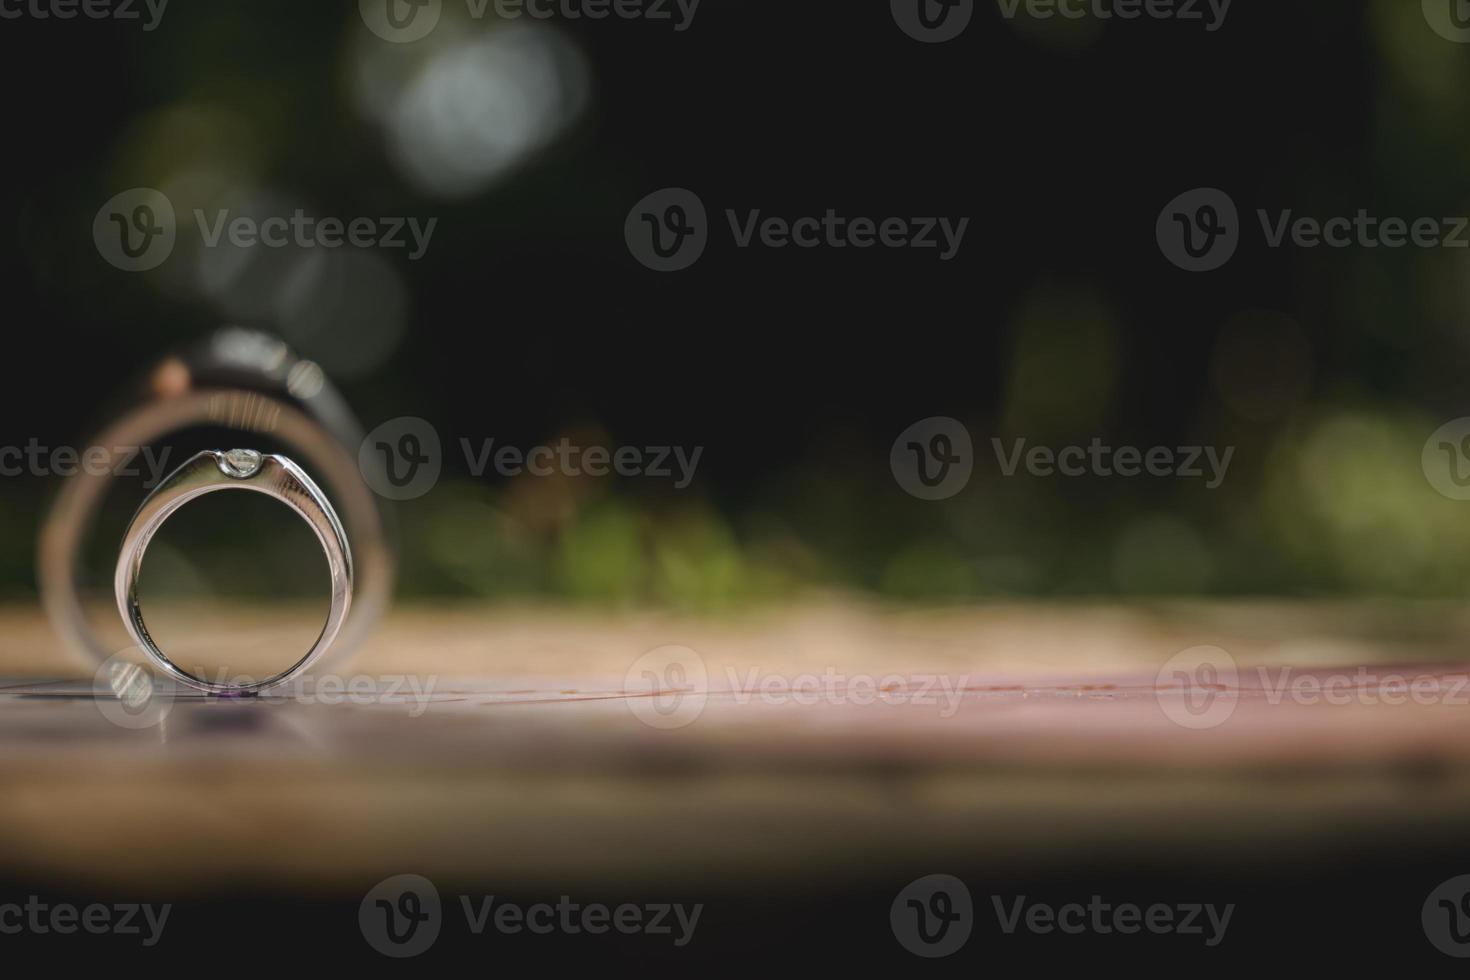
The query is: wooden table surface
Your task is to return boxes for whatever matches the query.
[3,599,1470,894]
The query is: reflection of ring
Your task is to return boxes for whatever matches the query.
[38,328,392,673]
[114,450,353,695]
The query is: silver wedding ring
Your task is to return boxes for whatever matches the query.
[39,328,393,676]
[114,449,353,695]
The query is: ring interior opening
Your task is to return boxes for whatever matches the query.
[133,487,331,687]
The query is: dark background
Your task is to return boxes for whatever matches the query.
[3,0,1465,605]
[1,846,1463,970]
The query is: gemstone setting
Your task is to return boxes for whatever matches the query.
[218,448,263,478]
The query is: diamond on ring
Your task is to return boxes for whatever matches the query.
[218,448,263,478]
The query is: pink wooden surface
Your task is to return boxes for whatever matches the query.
[1,600,1467,890]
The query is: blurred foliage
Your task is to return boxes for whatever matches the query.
[9,1,1470,609]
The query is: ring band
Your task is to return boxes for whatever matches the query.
[40,328,393,675]
[114,449,354,695]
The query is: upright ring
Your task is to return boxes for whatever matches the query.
[39,328,393,675]
[114,449,354,695]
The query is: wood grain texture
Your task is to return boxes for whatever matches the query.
[2,599,1469,892]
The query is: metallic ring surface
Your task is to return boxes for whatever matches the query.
[39,328,392,673]
[114,450,354,695]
